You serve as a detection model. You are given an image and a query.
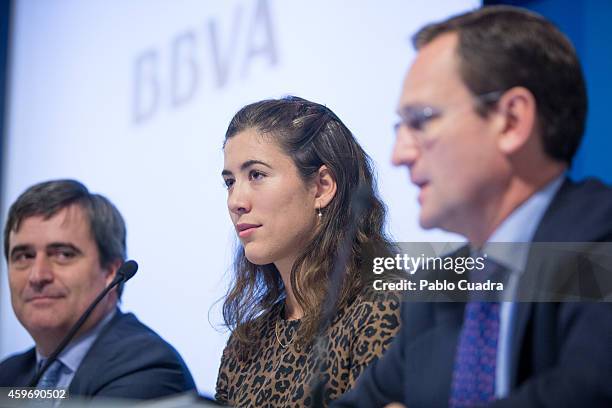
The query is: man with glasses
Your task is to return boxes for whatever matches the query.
[335,5,612,407]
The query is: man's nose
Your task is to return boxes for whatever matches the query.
[391,128,421,168]
[28,255,54,289]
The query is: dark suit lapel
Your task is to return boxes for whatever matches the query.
[404,301,465,408]
[17,349,37,387]
[437,245,469,394]
[507,177,571,389]
[531,178,573,243]
[68,309,124,395]
[426,246,470,404]
[508,302,531,389]
[435,300,465,382]
[0,348,38,387]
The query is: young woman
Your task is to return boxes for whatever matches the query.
[216,96,400,407]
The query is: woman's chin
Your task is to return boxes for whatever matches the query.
[244,249,273,266]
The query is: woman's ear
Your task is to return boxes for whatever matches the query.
[313,165,337,209]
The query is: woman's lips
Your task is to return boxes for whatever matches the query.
[239,226,259,238]
[236,223,261,238]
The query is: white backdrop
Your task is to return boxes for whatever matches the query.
[0,0,475,396]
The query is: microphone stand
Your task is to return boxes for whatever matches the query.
[29,260,138,387]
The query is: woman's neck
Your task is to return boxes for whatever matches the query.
[275,257,304,320]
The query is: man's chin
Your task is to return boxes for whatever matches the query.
[418,212,438,230]
[19,310,70,334]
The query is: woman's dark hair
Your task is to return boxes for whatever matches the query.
[222,96,393,355]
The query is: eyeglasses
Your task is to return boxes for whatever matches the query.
[394,90,504,146]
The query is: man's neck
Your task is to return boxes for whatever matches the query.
[465,168,565,247]
[34,301,116,357]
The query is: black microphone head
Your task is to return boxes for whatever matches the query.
[117,260,138,282]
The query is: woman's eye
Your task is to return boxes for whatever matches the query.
[249,170,265,181]
[223,178,235,189]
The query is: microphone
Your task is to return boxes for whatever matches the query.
[310,185,372,407]
[29,260,139,387]
[114,259,138,283]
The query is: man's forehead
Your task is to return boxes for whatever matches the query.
[10,205,91,242]
[398,32,461,109]
[415,31,458,64]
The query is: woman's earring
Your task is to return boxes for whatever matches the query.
[317,207,323,218]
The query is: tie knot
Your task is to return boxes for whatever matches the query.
[36,359,64,389]
[470,257,509,285]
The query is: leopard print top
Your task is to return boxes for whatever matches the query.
[215,291,400,407]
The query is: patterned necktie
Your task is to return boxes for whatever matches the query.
[449,259,506,407]
[36,359,64,389]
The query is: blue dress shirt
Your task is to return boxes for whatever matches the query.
[36,308,117,390]
[480,175,564,397]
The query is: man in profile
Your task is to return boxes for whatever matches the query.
[0,179,196,399]
[336,5,612,407]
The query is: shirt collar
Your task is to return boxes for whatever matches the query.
[481,174,565,273]
[37,308,117,373]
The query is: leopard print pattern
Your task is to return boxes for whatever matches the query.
[215,291,400,407]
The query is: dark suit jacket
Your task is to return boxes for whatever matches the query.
[0,310,196,400]
[334,178,612,407]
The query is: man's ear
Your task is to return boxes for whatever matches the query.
[104,259,123,286]
[495,86,537,155]
[313,165,337,210]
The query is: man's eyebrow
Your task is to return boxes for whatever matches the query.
[396,105,413,119]
[46,242,83,255]
[397,104,424,115]
[222,159,273,176]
